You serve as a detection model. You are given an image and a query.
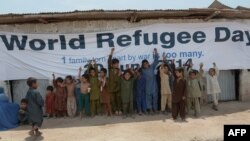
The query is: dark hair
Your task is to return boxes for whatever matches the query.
[189,69,198,75]
[26,77,37,87]
[65,75,73,80]
[21,98,28,104]
[123,69,132,77]
[46,85,54,92]
[101,68,107,74]
[175,67,184,73]
[142,59,149,64]
[112,58,119,64]
[82,74,89,80]
[56,77,64,83]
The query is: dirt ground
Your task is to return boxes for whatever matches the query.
[1,101,250,141]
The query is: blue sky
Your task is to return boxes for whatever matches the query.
[0,0,249,14]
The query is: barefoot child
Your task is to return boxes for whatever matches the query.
[160,53,172,113]
[87,60,100,116]
[53,74,67,117]
[200,63,221,111]
[100,68,112,116]
[45,86,55,118]
[108,48,122,115]
[171,63,187,121]
[18,99,28,125]
[65,75,77,117]
[25,77,44,136]
[78,68,91,118]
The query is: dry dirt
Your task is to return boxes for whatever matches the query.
[1,101,250,141]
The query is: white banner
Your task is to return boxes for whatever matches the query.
[1,22,250,80]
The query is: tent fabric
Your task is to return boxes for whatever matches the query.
[0,94,19,131]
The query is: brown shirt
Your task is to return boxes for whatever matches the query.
[172,78,187,103]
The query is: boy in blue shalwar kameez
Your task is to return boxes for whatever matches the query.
[135,68,147,115]
[141,48,159,114]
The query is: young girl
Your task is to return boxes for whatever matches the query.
[45,86,55,118]
[100,68,112,116]
[25,77,44,136]
[78,67,91,119]
[160,53,172,113]
[200,62,221,111]
[120,69,135,118]
[141,48,159,114]
[53,74,67,117]
[172,62,187,121]
[87,60,101,117]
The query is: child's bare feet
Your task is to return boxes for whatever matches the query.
[28,130,34,136]
[35,130,42,136]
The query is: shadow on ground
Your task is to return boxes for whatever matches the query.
[8,101,250,131]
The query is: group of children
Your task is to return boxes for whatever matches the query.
[19,48,221,136]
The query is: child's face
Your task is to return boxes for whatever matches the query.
[175,71,182,78]
[46,90,52,94]
[209,69,215,76]
[20,103,27,109]
[65,78,72,84]
[57,81,63,87]
[163,66,169,74]
[100,71,106,78]
[82,77,87,83]
[32,82,38,89]
[143,62,149,69]
[113,63,119,69]
[90,70,96,77]
[189,73,196,79]
[124,72,131,80]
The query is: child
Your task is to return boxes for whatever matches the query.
[53,74,67,117]
[78,68,91,119]
[120,69,135,118]
[45,86,55,118]
[200,63,221,111]
[141,48,159,114]
[65,75,77,117]
[135,68,146,115]
[160,53,172,113]
[18,98,28,125]
[100,68,112,116]
[187,69,202,117]
[108,48,122,115]
[87,60,101,116]
[172,63,187,121]
[25,77,44,136]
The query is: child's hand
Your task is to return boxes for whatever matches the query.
[199,63,203,68]
[126,64,130,69]
[171,59,175,64]
[154,48,157,53]
[213,62,216,66]
[182,96,186,100]
[52,73,55,79]
[111,48,115,54]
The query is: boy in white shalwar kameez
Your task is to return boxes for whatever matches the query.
[200,63,221,111]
